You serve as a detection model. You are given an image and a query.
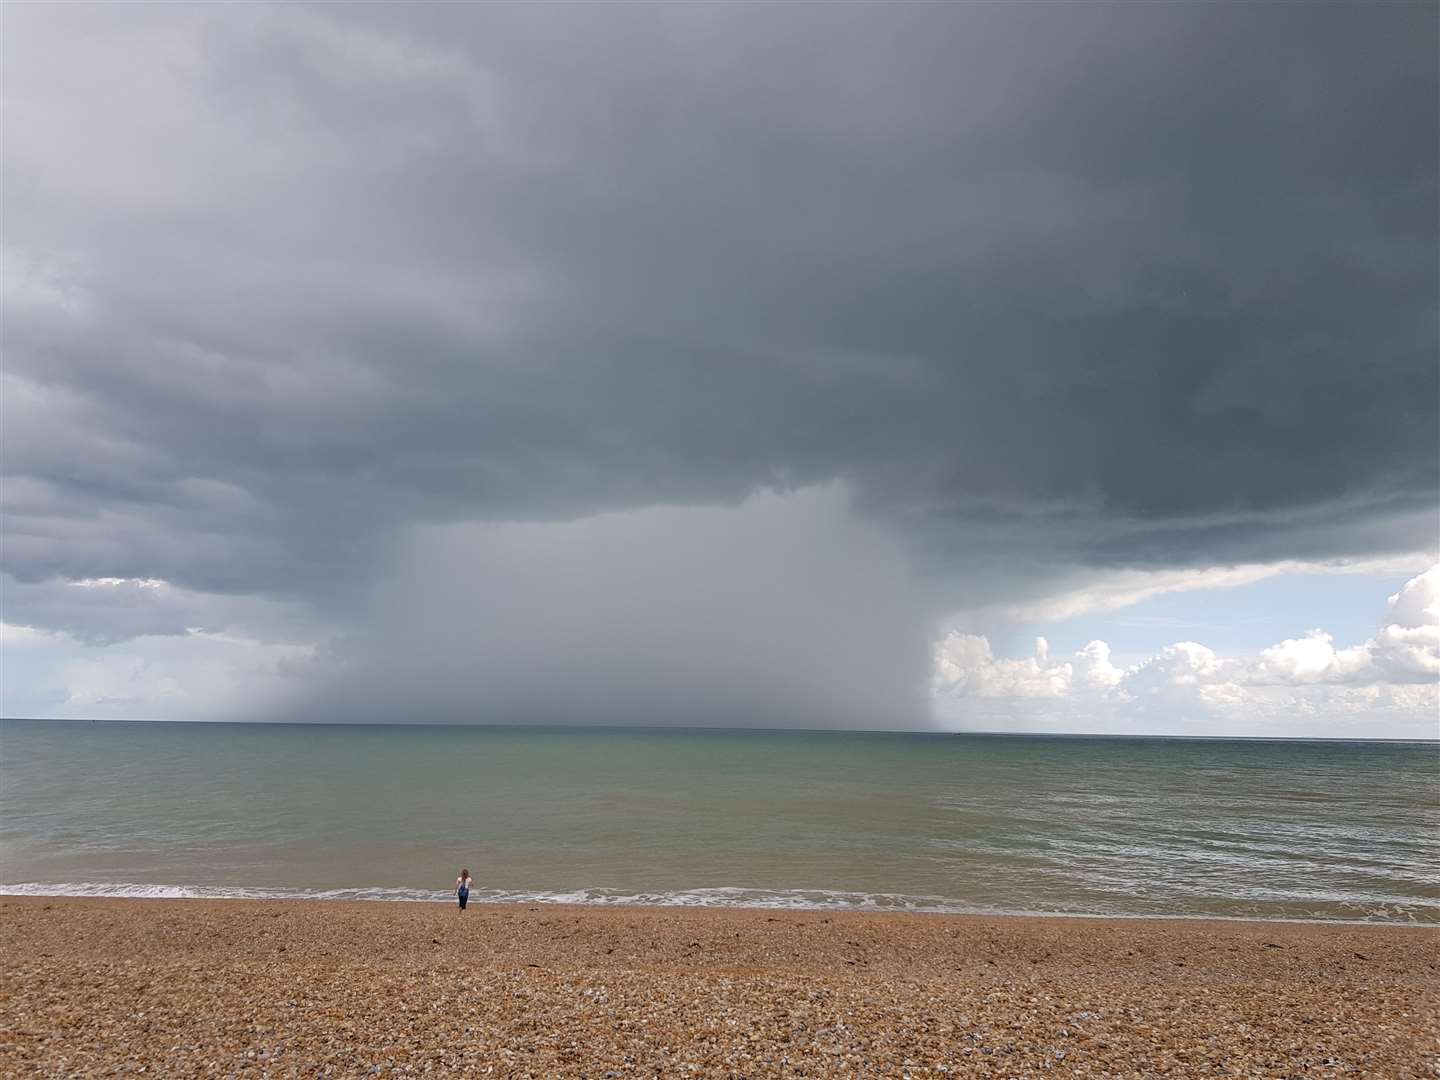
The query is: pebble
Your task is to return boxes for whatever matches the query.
[1,897,1435,1077]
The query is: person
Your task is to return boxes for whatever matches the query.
[455,868,473,910]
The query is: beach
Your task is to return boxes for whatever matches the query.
[2,898,1435,1077]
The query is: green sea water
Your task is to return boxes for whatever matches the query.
[2,720,1436,923]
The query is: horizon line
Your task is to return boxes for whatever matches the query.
[2,716,1435,744]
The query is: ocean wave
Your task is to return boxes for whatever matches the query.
[0,881,990,911]
[1,881,1433,925]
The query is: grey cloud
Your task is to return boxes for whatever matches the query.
[0,573,315,648]
[2,3,1436,658]
[277,485,931,729]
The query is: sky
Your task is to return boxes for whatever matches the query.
[2,3,1436,737]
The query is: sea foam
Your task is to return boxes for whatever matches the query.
[1,881,1430,924]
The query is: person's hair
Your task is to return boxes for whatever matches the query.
[461,868,469,878]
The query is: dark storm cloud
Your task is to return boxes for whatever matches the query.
[3,2,1436,651]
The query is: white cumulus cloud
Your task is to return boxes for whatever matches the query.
[933,565,1440,737]
[1251,566,1439,686]
[932,634,1075,699]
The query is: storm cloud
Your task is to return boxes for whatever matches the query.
[280,485,930,728]
[2,3,1436,725]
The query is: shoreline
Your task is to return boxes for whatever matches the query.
[4,897,1436,1076]
[4,885,1434,929]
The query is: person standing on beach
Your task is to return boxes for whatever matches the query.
[455,868,473,910]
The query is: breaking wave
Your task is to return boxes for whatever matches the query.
[0,881,1000,911]
[1,881,1431,924]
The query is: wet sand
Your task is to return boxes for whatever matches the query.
[2,897,1436,1077]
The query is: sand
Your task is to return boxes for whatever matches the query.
[1,898,1435,1078]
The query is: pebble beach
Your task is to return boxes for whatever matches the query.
[2,898,1436,1078]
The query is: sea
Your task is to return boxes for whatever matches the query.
[1,719,1436,925]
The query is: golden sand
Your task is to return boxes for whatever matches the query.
[2,897,1435,1077]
